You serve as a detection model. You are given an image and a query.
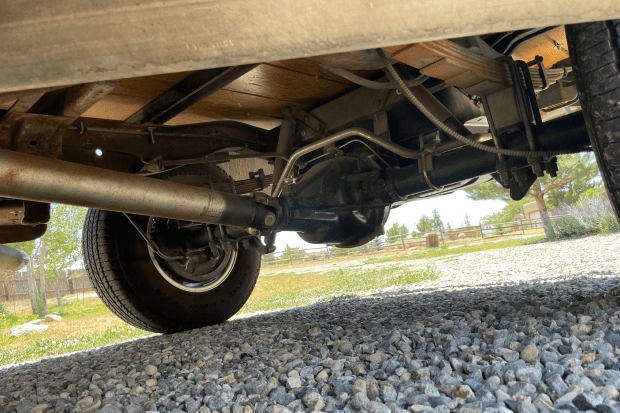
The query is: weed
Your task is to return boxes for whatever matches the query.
[551,198,619,240]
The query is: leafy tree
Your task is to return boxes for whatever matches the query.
[464,153,601,238]
[463,212,471,227]
[7,205,86,315]
[415,214,433,234]
[577,186,606,206]
[40,205,86,310]
[446,222,453,230]
[386,222,409,238]
[430,209,444,230]
[482,198,530,224]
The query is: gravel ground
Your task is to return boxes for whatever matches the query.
[1,233,620,413]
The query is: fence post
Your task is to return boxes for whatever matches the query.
[480,222,484,239]
[3,280,10,301]
[288,250,292,265]
[68,278,74,295]
[400,234,406,250]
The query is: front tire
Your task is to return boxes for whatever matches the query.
[566,20,620,219]
[83,209,261,333]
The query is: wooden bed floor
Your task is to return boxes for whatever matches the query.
[0,30,568,130]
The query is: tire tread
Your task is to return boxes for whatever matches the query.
[83,209,261,333]
[567,20,620,219]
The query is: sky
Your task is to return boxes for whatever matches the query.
[273,190,506,252]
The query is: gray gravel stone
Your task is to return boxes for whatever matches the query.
[351,392,370,410]
[0,234,619,413]
[515,367,542,384]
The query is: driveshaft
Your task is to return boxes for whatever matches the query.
[0,149,275,229]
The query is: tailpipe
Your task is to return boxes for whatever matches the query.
[0,244,28,271]
[0,149,276,230]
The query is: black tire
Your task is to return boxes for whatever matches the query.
[83,208,261,334]
[566,21,620,219]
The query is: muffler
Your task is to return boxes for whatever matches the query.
[0,149,276,229]
[0,244,28,271]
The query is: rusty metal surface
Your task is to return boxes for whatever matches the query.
[1,0,619,95]
[60,81,120,120]
[0,86,67,109]
[5,90,48,115]
[0,224,47,244]
[0,113,70,161]
[0,200,25,226]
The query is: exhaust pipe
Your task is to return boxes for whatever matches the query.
[0,244,28,271]
[0,149,275,229]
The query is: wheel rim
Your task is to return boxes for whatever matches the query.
[147,217,238,293]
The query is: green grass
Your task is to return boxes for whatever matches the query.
[0,298,154,365]
[1,235,541,365]
[239,265,437,314]
[363,235,545,265]
[0,300,112,330]
[0,326,151,365]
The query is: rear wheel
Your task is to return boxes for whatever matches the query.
[566,20,620,219]
[82,166,262,333]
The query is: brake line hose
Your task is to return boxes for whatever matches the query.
[382,57,589,158]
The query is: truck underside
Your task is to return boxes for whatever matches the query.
[1,4,619,331]
[0,27,590,243]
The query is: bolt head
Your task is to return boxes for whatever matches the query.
[264,213,276,227]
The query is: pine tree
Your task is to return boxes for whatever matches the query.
[415,215,433,234]
[430,209,444,230]
[387,222,409,238]
[463,212,471,227]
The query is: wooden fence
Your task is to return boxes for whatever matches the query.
[261,216,559,269]
[0,270,94,302]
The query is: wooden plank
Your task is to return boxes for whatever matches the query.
[81,94,153,121]
[190,89,314,118]
[82,93,282,129]
[3,0,616,94]
[224,64,356,107]
[387,40,509,94]
[101,62,356,125]
[125,64,259,124]
[512,28,570,66]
